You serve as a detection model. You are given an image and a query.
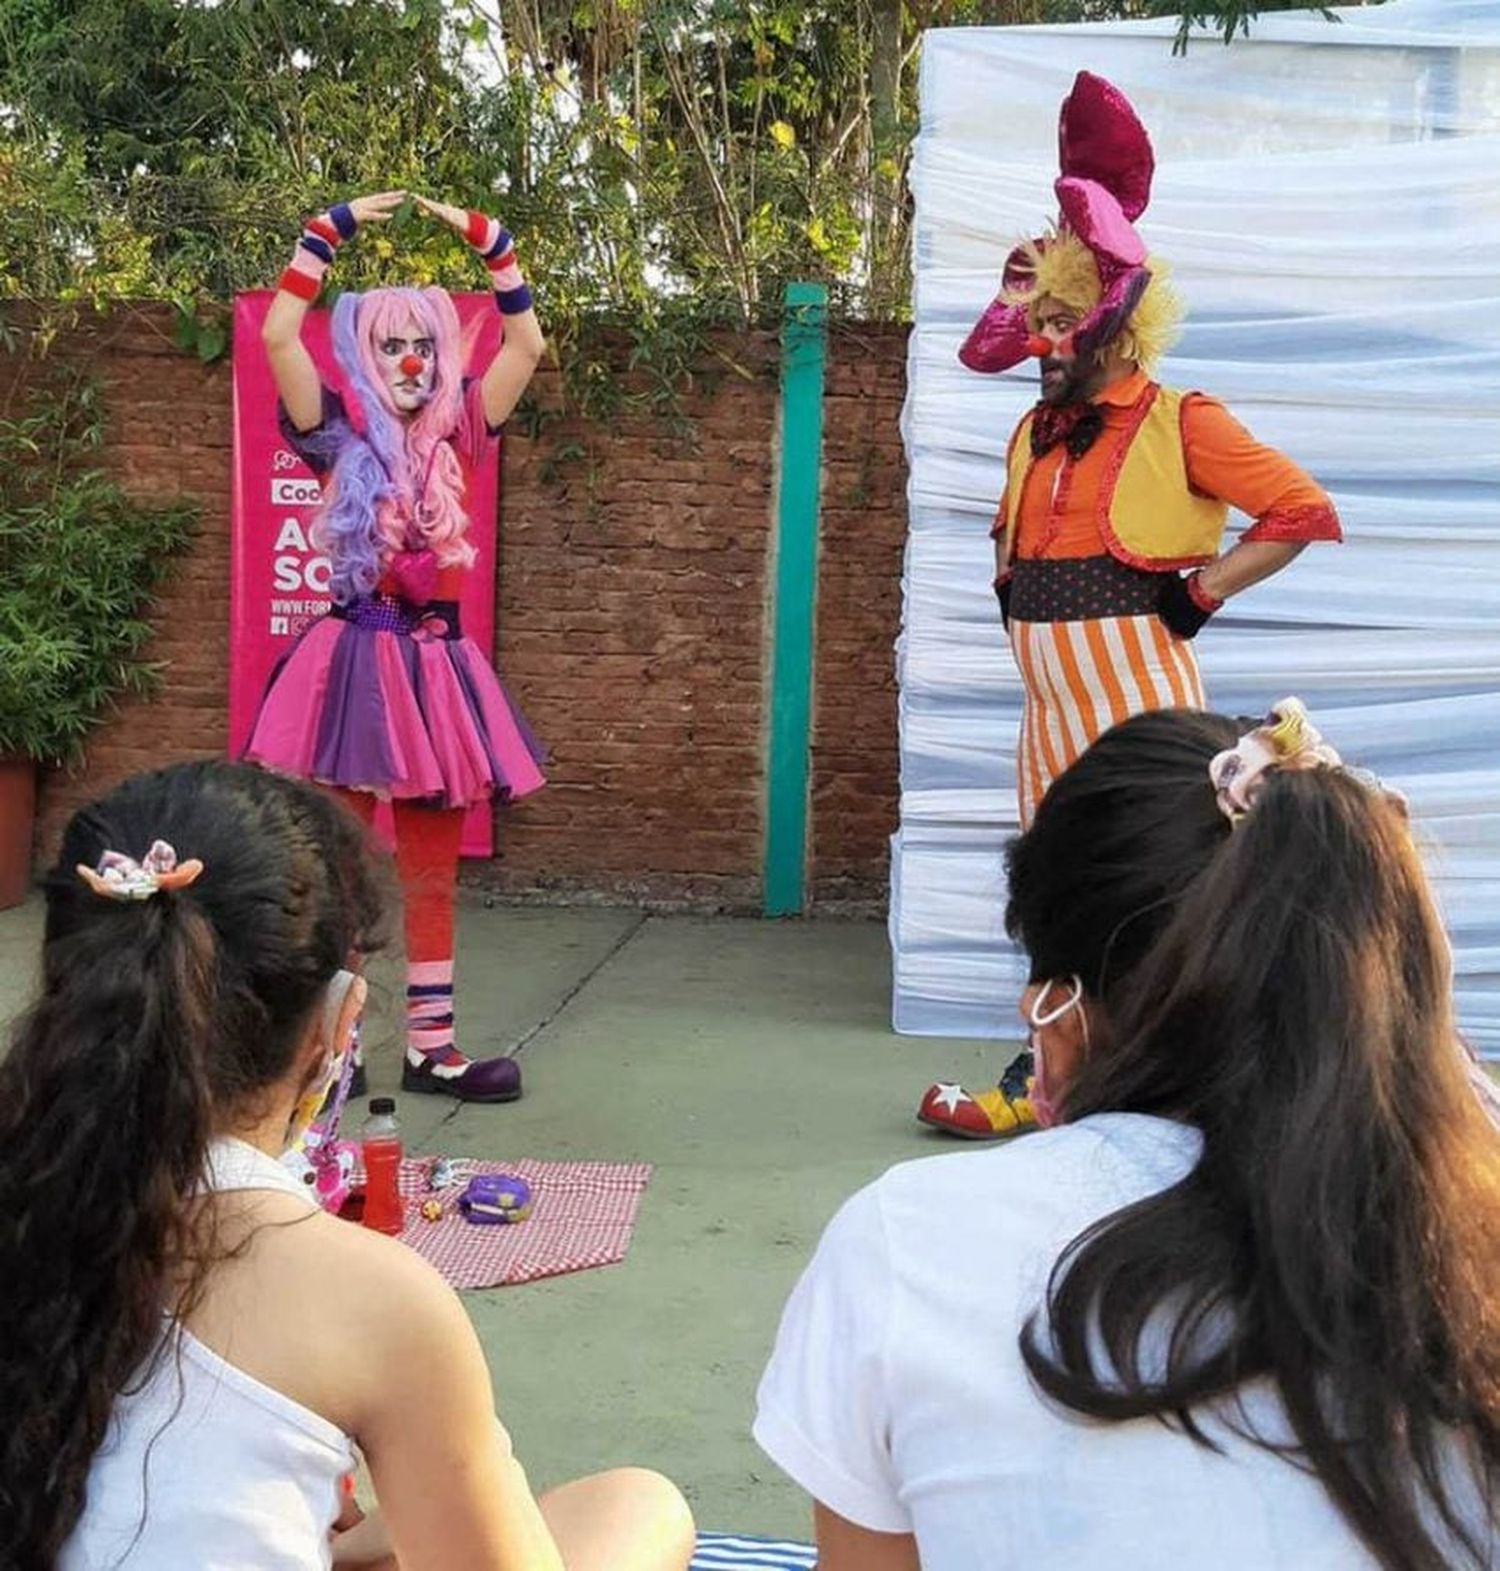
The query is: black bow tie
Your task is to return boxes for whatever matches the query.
[1031,402,1105,460]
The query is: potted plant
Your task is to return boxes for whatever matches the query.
[0,365,195,908]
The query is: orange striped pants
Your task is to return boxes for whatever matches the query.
[1010,614,1206,828]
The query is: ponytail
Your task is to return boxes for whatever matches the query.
[0,762,385,1565]
[1019,747,1500,1570]
[0,892,219,1563]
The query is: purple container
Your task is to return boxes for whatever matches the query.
[457,1172,533,1224]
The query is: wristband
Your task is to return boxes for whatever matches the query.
[465,210,533,316]
[1157,570,1220,641]
[278,204,357,302]
[1186,571,1223,616]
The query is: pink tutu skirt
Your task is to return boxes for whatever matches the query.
[244,595,545,809]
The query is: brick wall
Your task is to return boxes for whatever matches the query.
[813,327,906,909]
[20,306,908,912]
[25,310,233,851]
[485,334,779,909]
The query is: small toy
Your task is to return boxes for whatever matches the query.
[420,1198,445,1223]
[284,1134,360,1214]
[457,1173,533,1224]
[429,1157,459,1190]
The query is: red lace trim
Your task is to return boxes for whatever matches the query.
[1186,571,1223,614]
[1240,502,1343,544]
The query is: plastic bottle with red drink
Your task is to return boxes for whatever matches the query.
[360,1097,404,1235]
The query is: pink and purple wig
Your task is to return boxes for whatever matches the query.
[315,286,477,603]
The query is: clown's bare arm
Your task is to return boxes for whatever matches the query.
[263,191,406,432]
[1197,540,1304,603]
[478,300,546,430]
[414,195,545,429]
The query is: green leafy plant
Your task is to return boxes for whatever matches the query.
[172,300,231,364]
[0,365,197,765]
[0,0,1374,439]
[1153,1,1341,53]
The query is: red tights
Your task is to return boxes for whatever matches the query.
[335,794,464,967]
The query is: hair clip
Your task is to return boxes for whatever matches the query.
[1208,698,1342,825]
[76,841,204,902]
[1344,765,1411,822]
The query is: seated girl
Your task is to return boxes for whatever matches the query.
[0,760,694,1571]
[756,703,1500,1570]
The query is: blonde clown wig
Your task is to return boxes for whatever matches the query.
[1005,229,1183,372]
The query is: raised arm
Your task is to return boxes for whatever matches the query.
[413,195,545,429]
[262,191,406,432]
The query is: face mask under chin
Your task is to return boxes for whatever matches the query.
[1028,976,1089,1129]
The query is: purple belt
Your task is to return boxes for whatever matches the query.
[331,595,462,640]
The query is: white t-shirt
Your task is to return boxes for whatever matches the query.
[755,1114,1448,1569]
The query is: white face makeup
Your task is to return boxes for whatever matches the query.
[374,314,437,412]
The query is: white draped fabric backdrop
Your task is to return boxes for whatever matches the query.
[892,0,1500,1051]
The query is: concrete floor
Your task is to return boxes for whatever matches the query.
[0,895,1005,1539]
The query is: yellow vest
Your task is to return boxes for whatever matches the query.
[1002,384,1227,570]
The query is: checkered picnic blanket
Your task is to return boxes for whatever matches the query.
[392,1156,652,1290]
[691,1534,817,1569]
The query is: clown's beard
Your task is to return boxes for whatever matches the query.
[1039,355,1102,406]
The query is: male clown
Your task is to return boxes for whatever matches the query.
[917,73,1341,1140]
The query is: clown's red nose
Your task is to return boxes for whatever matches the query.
[399,354,425,378]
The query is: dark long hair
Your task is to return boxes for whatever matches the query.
[1007,708,1500,1570]
[0,762,385,1568]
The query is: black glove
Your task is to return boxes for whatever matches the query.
[1156,571,1219,640]
[996,576,1012,632]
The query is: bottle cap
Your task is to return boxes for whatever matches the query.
[369,1096,396,1116]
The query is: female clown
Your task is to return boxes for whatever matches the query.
[247,190,545,1103]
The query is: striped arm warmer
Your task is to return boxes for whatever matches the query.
[464,210,533,315]
[278,203,357,302]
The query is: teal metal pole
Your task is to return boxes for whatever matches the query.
[763,281,828,916]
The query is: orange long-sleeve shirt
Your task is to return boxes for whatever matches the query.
[994,370,1341,559]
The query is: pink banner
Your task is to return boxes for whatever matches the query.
[229,290,501,857]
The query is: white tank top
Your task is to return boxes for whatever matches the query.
[60,1138,354,1571]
